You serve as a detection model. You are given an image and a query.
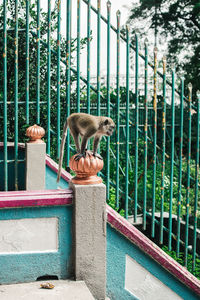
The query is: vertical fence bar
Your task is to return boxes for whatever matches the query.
[66,0,71,165]
[151,47,157,237]
[25,0,29,124]
[57,0,61,158]
[47,0,51,155]
[193,91,200,271]
[134,33,139,222]
[185,83,192,267]
[36,0,40,124]
[96,0,101,158]
[176,76,184,256]
[143,38,148,230]
[3,0,8,191]
[87,0,91,114]
[14,0,19,190]
[160,56,166,243]
[125,25,130,219]
[97,0,101,116]
[106,0,111,200]
[168,67,175,250]
[116,10,120,209]
[77,0,80,112]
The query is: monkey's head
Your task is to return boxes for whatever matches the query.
[100,117,115,136]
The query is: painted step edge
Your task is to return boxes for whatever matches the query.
[106,204,200,296]
[46,155,72,182]
[0,191,73,208]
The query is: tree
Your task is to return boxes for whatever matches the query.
[0,0,87,158]
[127,0,200,102]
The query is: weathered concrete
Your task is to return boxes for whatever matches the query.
[0,280,94,300]
[0,218,58,254]
[70,182,106,300]
[25,143,46,190]
[125,255,182,300]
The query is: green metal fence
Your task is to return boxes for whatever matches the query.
[1,0,200,274]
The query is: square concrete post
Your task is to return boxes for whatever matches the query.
[25,143,46,190]
[70,182,107,300]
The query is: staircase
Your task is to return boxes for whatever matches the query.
[0,280,95,300]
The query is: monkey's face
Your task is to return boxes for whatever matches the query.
[103,118,115,136]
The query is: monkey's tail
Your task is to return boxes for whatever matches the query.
[57,119,68,183]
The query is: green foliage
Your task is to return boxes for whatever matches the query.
[107,187,125,217]
[107,138,200,218]
[127,0,200,103]
[162,246,200,280]
[83,88,200,222]
[0,0,87,159]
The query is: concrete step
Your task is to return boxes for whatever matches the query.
[0,280,95,300]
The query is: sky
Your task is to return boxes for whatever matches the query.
[58,0,134,76]
[0,0,137,77]
[1,0,175,101]
[36,0,133,76]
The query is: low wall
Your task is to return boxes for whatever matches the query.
[0,154,73,285]
[0,190,73,284]
[1,152,200,299]
[106,206,200,300]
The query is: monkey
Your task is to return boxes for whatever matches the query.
[57,113,115,183]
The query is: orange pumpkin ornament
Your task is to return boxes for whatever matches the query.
[69,151,103,185]
[26,124,45,144]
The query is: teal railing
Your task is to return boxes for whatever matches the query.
[0,0,200,275]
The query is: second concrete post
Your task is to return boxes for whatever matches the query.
[70,182,107,300]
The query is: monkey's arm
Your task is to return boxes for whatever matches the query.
[74,135,89,161]
[70,129,81,153]
[93,135,103,159]
[75,128,97,161]
[93,135,101,154]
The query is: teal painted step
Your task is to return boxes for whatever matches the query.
[0,280,94,300]
[45,165,69,190]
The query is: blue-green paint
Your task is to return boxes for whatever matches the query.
[0,148,25,191]
[0,206,73,284]
[106,224,199,300]
[46,165,69,190]
[0,148,69,191]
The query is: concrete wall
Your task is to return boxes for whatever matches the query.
[106,223,200,300]
[0,217,58,253]
[0,205,73,284]
[0,155,73,285]
[125,255,182,300]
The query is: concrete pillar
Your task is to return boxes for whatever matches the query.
[70,182,106,300]
[25,143,46,190]
[25,124,46,190]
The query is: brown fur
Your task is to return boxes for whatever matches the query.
[57,113,115,182]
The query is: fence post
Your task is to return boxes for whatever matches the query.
[70,181,106,300]
[25,125,46,190]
